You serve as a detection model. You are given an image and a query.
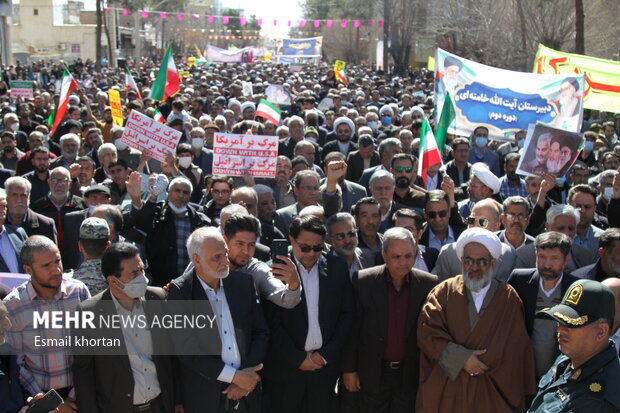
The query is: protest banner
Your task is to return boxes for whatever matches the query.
[265,85,292,105]
[242,81,253,97]
[212,133,278,178]
[120,110,181,162]
[435,48,585,140]
[534,44,620,114]
[108,89,124,126]
[275,37,323,57]
[516,123,582,178]
[9,81,34,98]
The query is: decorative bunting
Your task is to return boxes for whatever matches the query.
[354,20,360,27]
[177,13,184,20]
[240,17,246,26]
[223,16,229,24]
[314,20,320,28]
[208,15,214,22]
[122,8,128,16]
[327,20,333,27]
[340,20,347,28]
[141,11,149,18]
[273,19,277,25]
[299,20,306,27]
[257,18,262,26]
[367,20,373,26]
[160,12,167,19]
[377,20,384,27]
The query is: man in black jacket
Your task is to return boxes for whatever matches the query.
[128,172,211,287]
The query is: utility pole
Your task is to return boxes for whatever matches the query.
[96,0,102,69]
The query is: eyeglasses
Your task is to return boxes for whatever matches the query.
[505,213,527,220]
[333,230,357,241]
[427,210,448,219]
[299,186,320,192]
[298,243,324,253]
[50,178,69,185]
[466,217,489,227]
[394,166,413,173]
[462,257,490,267]
[212,189,231,196]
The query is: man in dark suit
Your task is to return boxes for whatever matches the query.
[507,231,580,379]
[167,227,269,413]
[72,243,181,413]
[326,212,376,278]
[571,227,620,281]
[230,186,285,248]
[346,135,380,183]
[322,117,358,161]
[262,215,354,413]
[0,190,27,273]
[419,189,466,251]
[358,138,402,188]
[440,137,471,188]
[274,170,322,238]
[342,227,438,412]
[0,167,14,188]
[320,154,367,218]
[4,176,57,243]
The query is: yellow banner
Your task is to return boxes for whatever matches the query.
[108,89,123,127]
[427,56,435,71]
[334,60,348,85]
[534,44,620,113]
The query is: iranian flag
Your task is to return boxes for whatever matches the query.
[417,119,443,185]
[153,108,165,123]
[125,67,142,98]
[435,92,456,153]
[149,44,180,101]
[48,67,78,136]
[255,99,281,125]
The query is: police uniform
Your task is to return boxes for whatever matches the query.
[68,217,110,296]
[527,279,620,412]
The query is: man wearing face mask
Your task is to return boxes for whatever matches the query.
[128,174,211,287]
[50,133,80,170]
[596,169,617,219]
[72,242,180,413]
[189,126,213,175]
[497,129,526,161]
[61,184,111,271]
[176,143,205,204]
[468,126,500,177]
[2,113,28,151]
[0,132,24,171]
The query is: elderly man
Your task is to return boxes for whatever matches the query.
[434,198,517,282]
[498,196,534,251]
[458,162,501,218]
[128,173,211,286]
[295,140,325,178]
[572,228,620,281]
[49,133,80,170]
[326,212,375,278]
[507,232,580,379]
[358,138,402,188]
[279,116,321,165]
[342,227,438,412]
[369,170,405,233]
[230,186,284,248]
[4,176,57,242]
[31,166,86,249]
[262,215,353,413]
[416,228,536,413]
[515,205,594,272]
[274,170,322,238]
[528,280,619,412]
[0,189,28,274]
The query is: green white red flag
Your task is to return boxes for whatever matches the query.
[255,99,281,125]
[125,67,142,98]
[47,67,78,136]
[149,44,180,101]
[153,108,165,123]
[417,119,443,186]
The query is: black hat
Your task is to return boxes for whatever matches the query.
[444,56,463,70]
[537,280,615,328]
[563,77,580,92]
[84,184,111,198]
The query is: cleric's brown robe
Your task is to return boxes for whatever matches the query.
[416,275,536,413]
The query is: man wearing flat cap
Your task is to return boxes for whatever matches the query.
[417,227,536,413]
[528,279,620,412]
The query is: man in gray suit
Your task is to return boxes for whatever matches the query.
[433,198,517,282]
[515,204,594,272]
[0,189,28,273]
[326,212,375,278]
[274,170,322,238]
[567,184,605,261]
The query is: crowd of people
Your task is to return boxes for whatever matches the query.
[0,56,619,413]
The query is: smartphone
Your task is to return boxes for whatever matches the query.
[271,239,289,266]
[26,389,64,413]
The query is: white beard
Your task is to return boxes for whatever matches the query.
[463,268,493,292]
[559,95,578,117]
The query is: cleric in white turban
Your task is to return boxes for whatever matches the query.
[240,101,256,120]
[455,227,502,261]
[379,105,394,118]
[333,116,356,137]
[470,162,501,194]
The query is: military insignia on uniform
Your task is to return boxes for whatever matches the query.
[589,382,602,393]
[571,369,581,380]
[565,284,583,305]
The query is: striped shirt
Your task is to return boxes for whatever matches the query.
[3,276,91,395]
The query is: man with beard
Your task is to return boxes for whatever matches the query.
[508,232,580,379]
[416,228,536,413]
[527,133,551,174]
[499,153,528,198]
[391,154,426,214]
[326,212,375,278]
[254,184,277,224]
[457,163,501,219]
[128,173,211,287]
[369,170,405,234]
[167,227,269,413]
[0,132,24,171]
[222,212,301,308]
[50,133,80,170]
[23,146,52,203]
[322,117,358,160]
[353,197,383,254]
[498,196,534,251]
[273,156,296,209]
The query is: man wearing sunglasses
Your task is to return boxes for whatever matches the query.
[420,189,465,252]
[433,199,517,282]
[326,212,375,279]
[390,154,426,214]
[262,215,354,413]
[417,227,536,413]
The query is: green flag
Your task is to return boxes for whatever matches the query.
[435,93,456,152]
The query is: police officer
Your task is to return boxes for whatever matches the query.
[528,279,620,412]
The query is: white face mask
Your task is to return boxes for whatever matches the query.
[9,123,18,132]
[114,139,128,151]
[178,156,192,169]
[603,186,614,200]
[121,273,148,298]
[191,138,204,149]
[168,201,188,214]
